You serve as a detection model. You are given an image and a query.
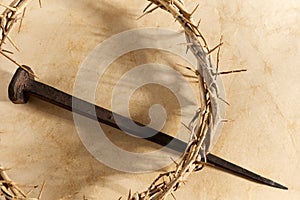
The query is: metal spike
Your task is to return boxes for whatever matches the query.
[206,154,288,190]
[8,66,289,191]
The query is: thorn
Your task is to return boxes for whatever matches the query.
[0,51,22,67]
[196,19,201,28]
[38,180,46,200]
[127,189,131,199]
[170,157,179,167]
[218,69,247,75]
[18,7,27,33]
[208,41,223,55]
[7,35,20,51]
[0,51,38,78]
[189,4,199,17]
[137,5,160,20]
[171,191,177,200]
[143,2,153,13]
[39,0,43,8]
[215,35,223,80]
[1,49,14,54]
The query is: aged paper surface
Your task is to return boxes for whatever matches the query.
[0,0,299,199]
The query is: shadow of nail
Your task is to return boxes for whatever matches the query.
[0,69,13,102]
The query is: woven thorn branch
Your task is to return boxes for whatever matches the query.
[126,0,230,199]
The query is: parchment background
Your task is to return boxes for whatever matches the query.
[0,0,299,199]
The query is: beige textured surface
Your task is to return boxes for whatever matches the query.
[0,0,299,199]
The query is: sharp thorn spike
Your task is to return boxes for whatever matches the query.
[189,4,199,17]
[143,2,153,13]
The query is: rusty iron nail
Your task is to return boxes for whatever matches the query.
[8,66,288,190]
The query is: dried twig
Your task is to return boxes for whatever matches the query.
[0,165,42,200]
[0,0,38,68]
[37,181,45,200]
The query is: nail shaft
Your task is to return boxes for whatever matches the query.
[8,67,288,190]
